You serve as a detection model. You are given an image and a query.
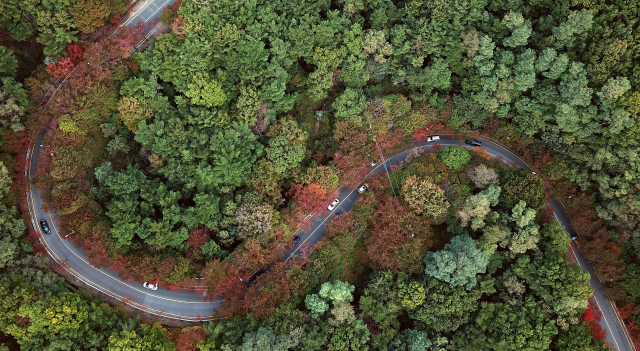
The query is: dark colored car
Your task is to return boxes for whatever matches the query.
[293,236,301,244]
[249,269,267,285]
[40,220,51,234]
[465,139,482,146]
[335,211,343,216]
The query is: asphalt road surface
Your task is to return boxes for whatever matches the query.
[124,0,176,28]
[25,0,637,345]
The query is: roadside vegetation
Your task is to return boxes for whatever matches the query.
[1,0,640,349]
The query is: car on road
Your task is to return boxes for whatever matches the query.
[40,220,51,234]
[427,135,440,142]
[335,211,343,216]
[371,161,376,167]
[531,171,537,175]
[465,139,482,146]
[328,199,339,211]
[293,236,301,244]
[143,282,158,291]
[358,183,369,193]
[249,269,267,284]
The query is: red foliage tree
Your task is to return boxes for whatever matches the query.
[617,300,634,320]
[201,259,245,301]
[565,193,627,283]
[46,57,75,79]
[589,321,606,341]
[333,122,374,189]
[626,321,640,350]
[238,262,292,319]
[473,146,491,160]
[427,123,454,135]
[27,230,46,255]
[582,306,596,323]
[582,228,626,283]
[583,298,607,341]
[376,129,407,155]
[333,151,369,189]
[4,130,30,193]
[325,211,355,238]
[84,231,111,268]
[110,255,135,281]
[166,0,182,12]
[187,225,210,249]
[67,43,85,64]
[286,183,336,229]
[412,128,429,142]
[543,205,555,224]
[175,327,205,351]
[364,197,432,273]
[233,237,287,273]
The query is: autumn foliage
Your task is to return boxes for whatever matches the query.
[583,298,606,342]
[474,146,491,160]
[174,327,205,351]
[285,183,337,229]
[187,225,211,249]
[46,57,75,79]
[364,197,433,274]
[412,128,430,142]
[566,194,626,283]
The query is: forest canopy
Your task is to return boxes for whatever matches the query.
[1,0,640,348]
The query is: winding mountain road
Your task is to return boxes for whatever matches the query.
[23,0,637,347]
[28,129,637,349]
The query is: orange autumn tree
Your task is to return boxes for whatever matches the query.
[365,197,433,273]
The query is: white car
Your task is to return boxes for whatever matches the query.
[371,161,376,167]
[358,184,369,193]
[328,199,339,211]
[143,282,158,291]
[427,135,440,142]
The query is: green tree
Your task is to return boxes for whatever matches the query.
[552,10,593,50]
[3,292,91,350]
[107,323,175,351]
[305,294,330,318]
[397,280,425,310]
[318,280,355,306]
[457,187,500,230]
[439,146,471,170]
[266,136,306,175]
[0,47,17,78]
[333,88,370,123]
[408,277,483,333]
[236,327,301,351]
[499,168,546,209]
[555,323,611,351]
[423,235,488,290]
[185,72,227,108]
[502,12,532,48]
[474,297,558,350]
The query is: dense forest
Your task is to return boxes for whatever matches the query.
[2,0,640,349]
